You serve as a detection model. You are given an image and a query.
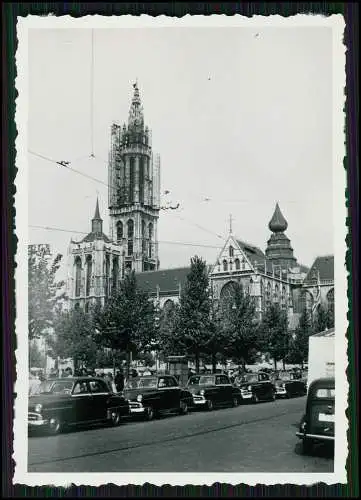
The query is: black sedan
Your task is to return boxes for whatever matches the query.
[234,372,276,403]
[271,371,307,398]
[28,377,130,435]
[123,375,193,421]
[186,374,242,411]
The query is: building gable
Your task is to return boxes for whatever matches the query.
[211,235,256,276]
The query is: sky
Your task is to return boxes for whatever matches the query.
[28,25,334,279]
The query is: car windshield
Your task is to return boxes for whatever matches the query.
[125,377,158,389]
[188,376,214,386]
[276,372,292,381]
[37,380,74,394]
[237,374,258,383]
[315,388,335,399]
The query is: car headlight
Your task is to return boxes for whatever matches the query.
[247,385,252,391]
[200,389,205,396]
[34,404,42,413]
[136,394,143,402]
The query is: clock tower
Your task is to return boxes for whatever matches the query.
[108,82,160,273]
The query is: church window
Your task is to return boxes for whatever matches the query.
[127,219,134,256]
[105,254,110,296]
[327,288,334,318]
[139,158,144,204]
[85,302,89,313]
[112,257,119,291]
[229,246,234,257]
[281,286,286,308]
[223,259,228,272]
[142,220,146,255]
[129,157,135,203]
[148,223,153,258]
[116,221,123,241]
[74,302,80,311]
[75,257,82,297]
[235,258,240,270]
[86,255,92,296]
[242,259,246,270]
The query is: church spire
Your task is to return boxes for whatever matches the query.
[128,80,144,129]
[91,197,103,234]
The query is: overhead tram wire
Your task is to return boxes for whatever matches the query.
[29,224,223,250]
[28,150,227,242]
[90,28,95,159]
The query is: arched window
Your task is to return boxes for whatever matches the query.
[229,245,234,257]
[220,281,237,303]
[142,220,146,255]
[274,284,279,302]
[163,299,175,316]
[281,286,287,309]
[104,254,110,296]
[242,259,246,270]
[112,256,119,290]
[260,280,265,311]
[148,223,153,258]
[129,157,135,202]
[223,259,228,272]
[86,255,92,296]
[116,221,123,241]
[127,219,134,256]
[75,257,82,297]
[235,258,240,270]
[327,288,334,318]
[266,282,271,305]
[303,290,314,311]
[85,302,89,313]
[74,302,80,311]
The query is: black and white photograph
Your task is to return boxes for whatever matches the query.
[14,14,347,486]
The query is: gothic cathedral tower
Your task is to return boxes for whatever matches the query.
[108,82,160,273]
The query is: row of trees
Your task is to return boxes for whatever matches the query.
[28,246,334,376]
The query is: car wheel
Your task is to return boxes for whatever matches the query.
[252,393,259,404]
[271,390,276,401]
[109,409,121,427]
[302,438,313,455]
[145,406,155,421]
[48,417,63,435]
[232,396,239,407]
[205,399,214,411]
[179,400,188,415]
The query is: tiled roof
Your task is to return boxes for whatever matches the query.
[135,265,212,294]
[236,240,274,272]
[81,231,111,243]
[304,255,334,283]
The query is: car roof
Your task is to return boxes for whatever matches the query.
[309,377,335,389]
[45,377,104,382]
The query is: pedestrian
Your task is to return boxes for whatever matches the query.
[115,369,125,393]
[131,368,138,378]
[29,373,41,396]
[105,372,117,393]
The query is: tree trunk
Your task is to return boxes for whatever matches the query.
[195,352,200,373]
[112,350,116,378]
[274,358,277,371]
[282,358,286,370]
[241,358,246,373]
[211,354,217,374]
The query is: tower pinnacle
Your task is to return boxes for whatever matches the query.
[91,197,103,234]
[129,80,144,129]
[268,202,288,233]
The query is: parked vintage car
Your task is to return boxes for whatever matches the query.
[234,371,276,403]
[123,375,193,420]
[271,370,307,398]
[28,377,130,435]
[186,373,242,410]
[296,377,335,454]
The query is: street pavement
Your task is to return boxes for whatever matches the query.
[28,396,333,473]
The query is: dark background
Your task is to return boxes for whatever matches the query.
[1,2,359,498]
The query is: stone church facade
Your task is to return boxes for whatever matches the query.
[66,82,334,330]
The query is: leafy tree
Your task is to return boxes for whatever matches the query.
[288,308,313,367]
[174,256,212,372]
[28,245,65,341]
[221,283,259,371]
[48,308,98,372]
[260,303,290,370]
[313,303,333,333]
[29,341,46,368]
[93,271,156,377]
[156,302,181,356]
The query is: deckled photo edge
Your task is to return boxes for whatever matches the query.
[13,13,348,488]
